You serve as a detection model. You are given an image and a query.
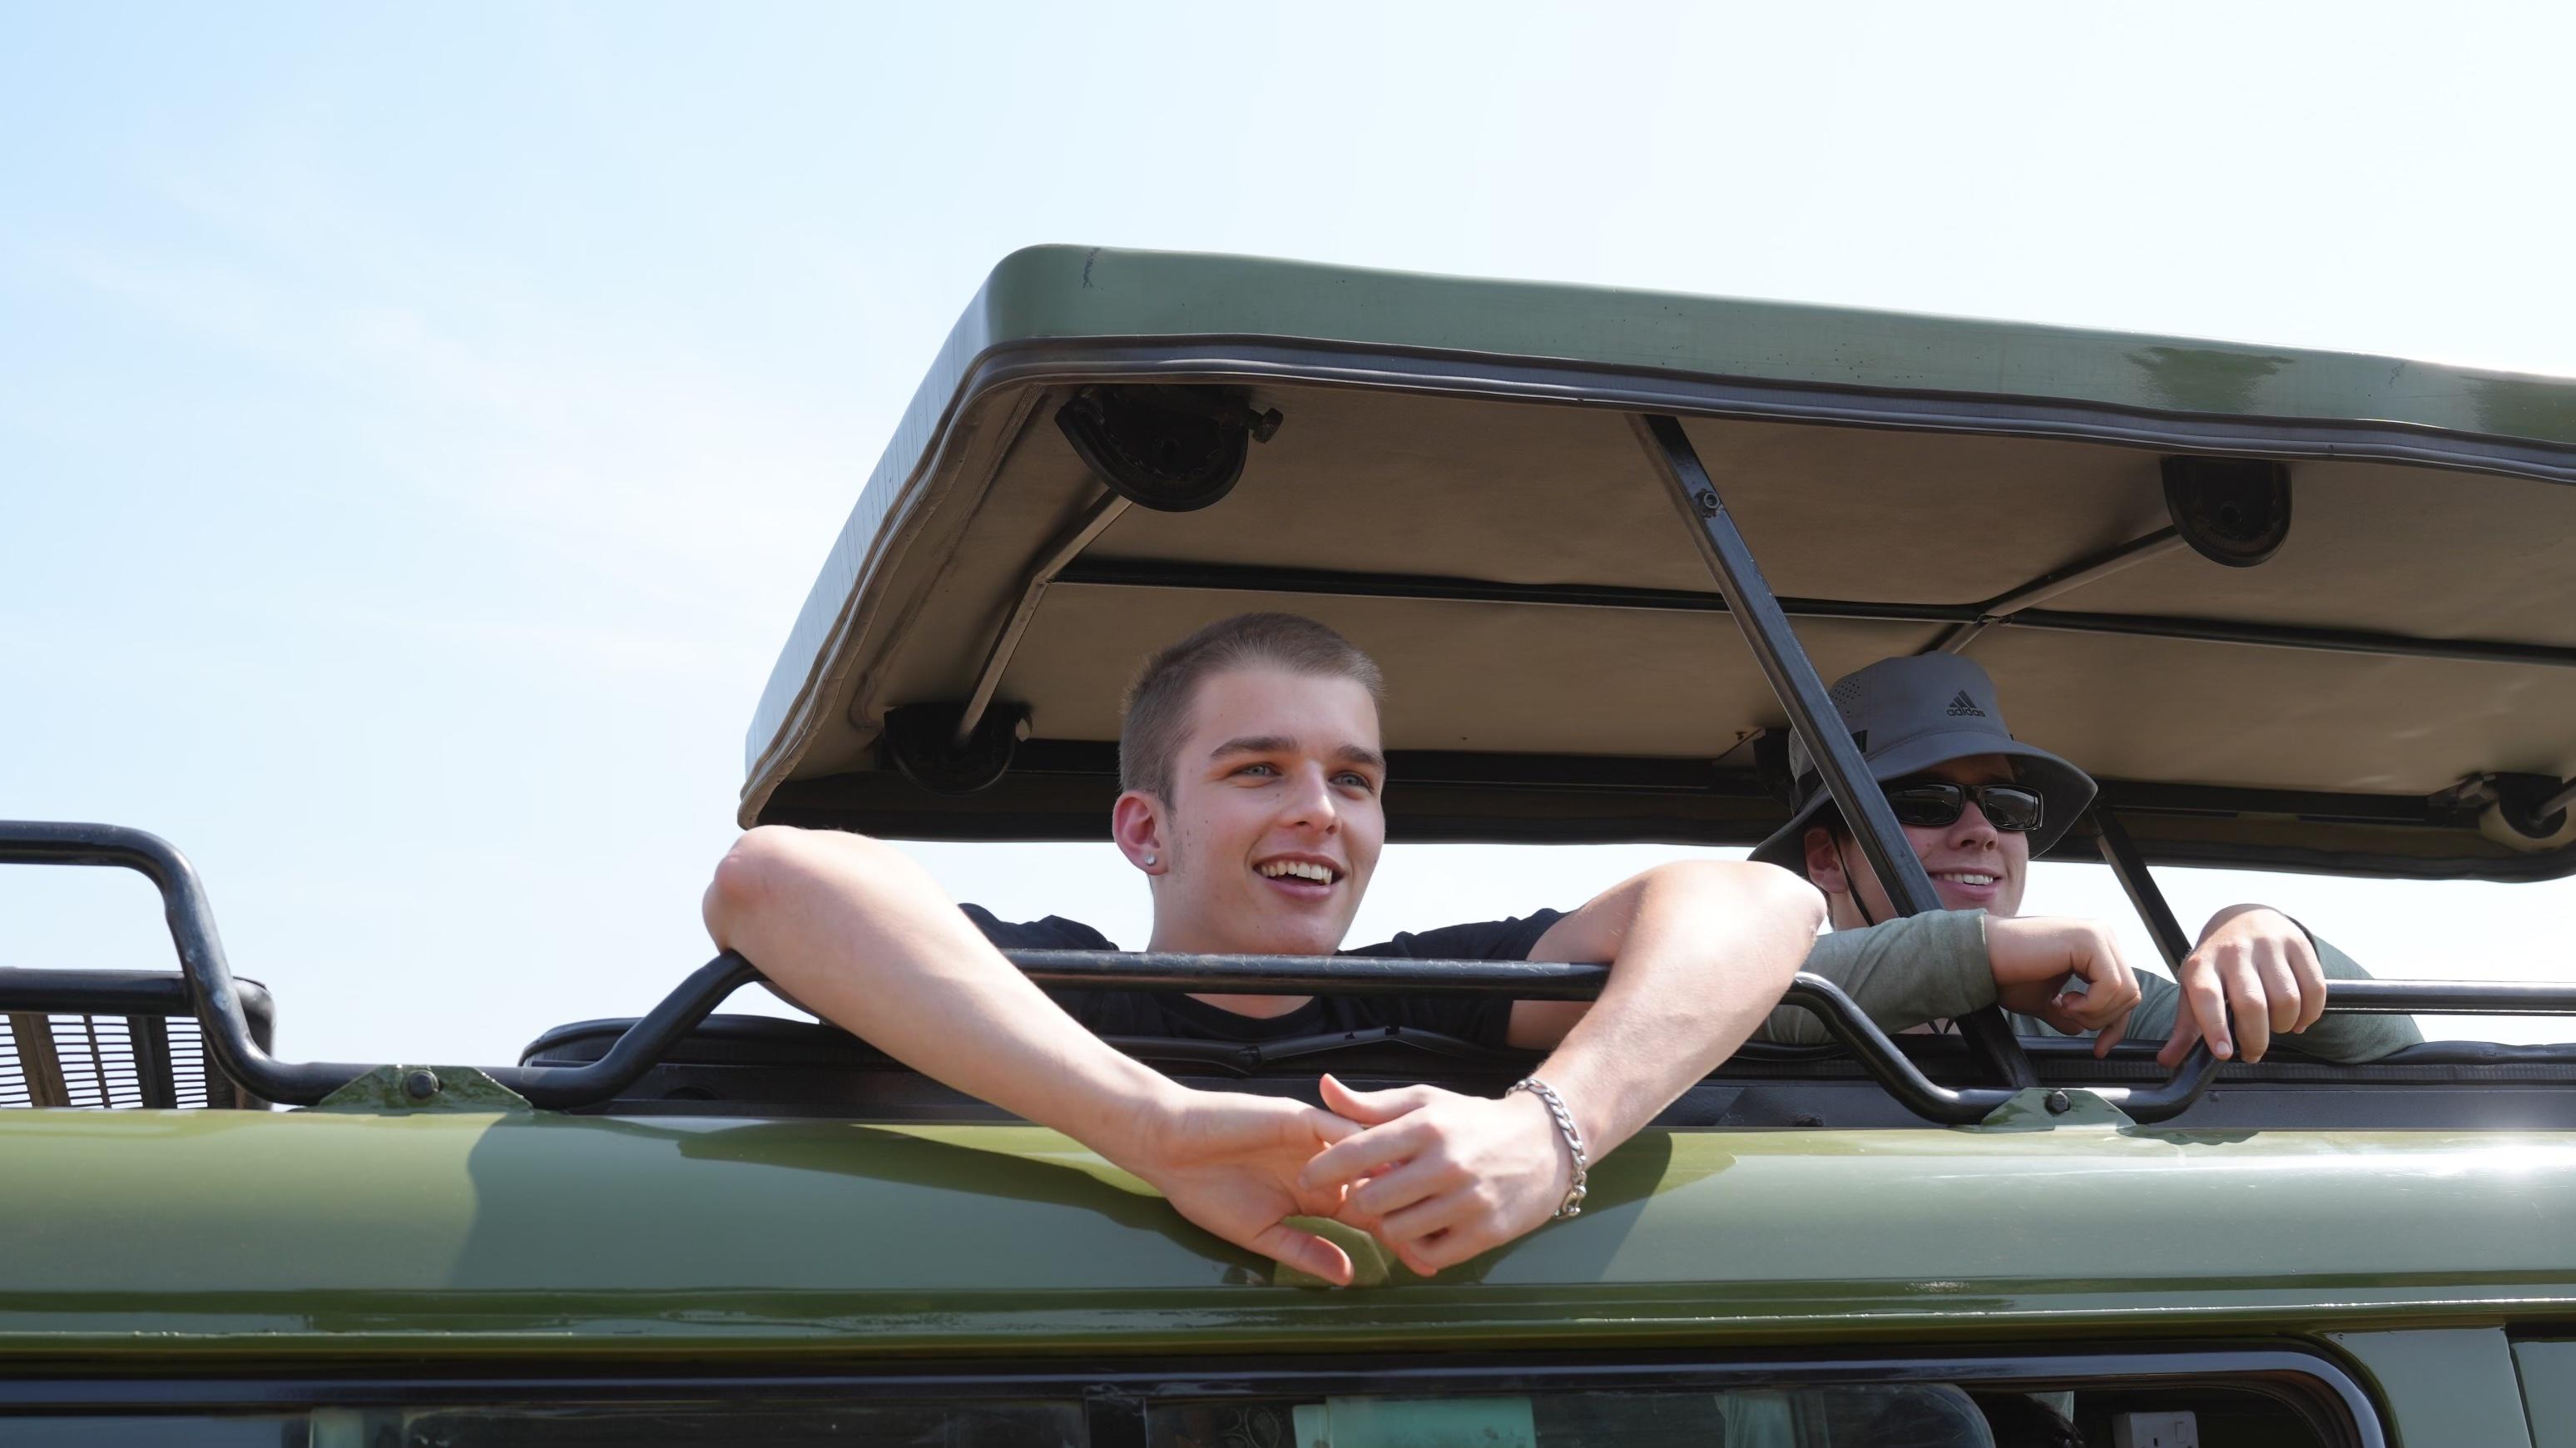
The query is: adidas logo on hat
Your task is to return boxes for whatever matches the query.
[1945,690,1986,717]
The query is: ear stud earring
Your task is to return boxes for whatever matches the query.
[1142,854,1157,866]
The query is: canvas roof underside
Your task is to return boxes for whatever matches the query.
[741,248,2576,879]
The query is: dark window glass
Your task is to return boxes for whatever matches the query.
[0,1419,302,1446]
[0,1380,2344,1448]
[0,1403,1082,1448]
[1144,1384,2335,1448]
[346,1402,1082,1447]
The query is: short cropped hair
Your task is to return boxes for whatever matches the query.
[1120,612,1385,802]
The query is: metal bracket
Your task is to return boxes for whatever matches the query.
[2494,771,2575,841]
[309,1064,533,1114]
[889,701,1031,795]
[1976,1086,2136,1131]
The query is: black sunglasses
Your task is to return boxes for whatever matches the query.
[1880,778,2046,833]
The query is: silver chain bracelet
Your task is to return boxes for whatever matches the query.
[1508,1076,1589,1219]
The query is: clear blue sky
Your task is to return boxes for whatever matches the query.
[6,3,2572,1066]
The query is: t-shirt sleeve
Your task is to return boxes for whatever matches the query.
[1761,910,1993,1045]
[2258,925,2425,1063]
[955,904,1140,1034]
[957,903,1118,951]
[1347,910,1569,964]
[1343,910,1569,1048]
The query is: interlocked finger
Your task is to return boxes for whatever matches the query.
[1250,1222,1354,1286]
[1302,1118,1435,1193]
[1379,1196,1493,1276]
[1345,1155,1464,1223]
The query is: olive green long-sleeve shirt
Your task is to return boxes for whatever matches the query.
[1760,910,2422,1064]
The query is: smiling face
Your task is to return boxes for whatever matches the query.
[1113,664,1386,957]
[1801,753,2030,927]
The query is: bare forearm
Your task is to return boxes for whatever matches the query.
[703,828,1182,1163]
[1528,862,1821,1156]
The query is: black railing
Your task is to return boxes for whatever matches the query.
[0,965,272,1034]
[1012,950,2212,1124]
[7,820,2573,1124]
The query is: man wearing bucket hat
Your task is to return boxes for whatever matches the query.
[1750,653,2420,1064]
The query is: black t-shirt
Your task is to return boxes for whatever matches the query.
[961,904,1567,1048]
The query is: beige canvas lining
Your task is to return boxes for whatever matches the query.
[769,379,2576,830]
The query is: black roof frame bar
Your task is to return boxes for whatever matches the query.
[800,736,2464,836]
[1638,413,2037,1089]
[1048,557,2576,672]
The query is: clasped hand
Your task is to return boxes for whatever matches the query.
[1124,1074,1574,1287]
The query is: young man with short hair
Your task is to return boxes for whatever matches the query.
[704,613,1829,1285]
[1750,652,2420,1064]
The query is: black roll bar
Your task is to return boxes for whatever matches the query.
[1640,414,2038,1089]
[0,821,757,1110]
[1014,950,2196,1123]
[0,966,273,1039]
[7,819,2568,1125]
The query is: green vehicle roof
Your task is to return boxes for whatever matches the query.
[4,1104,2573,1358]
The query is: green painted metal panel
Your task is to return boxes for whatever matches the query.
[981,247,2576,446]
[740,245,2576,791]
[2328,1328,2532,1447]
[2516,1341,2576,1448]
[5,1108,2574,1359]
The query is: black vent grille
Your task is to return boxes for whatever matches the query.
[2,1012,228,1109]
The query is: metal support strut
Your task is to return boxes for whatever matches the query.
[954,488,1132,744]
[2091,808,2193,965]
[1933,528,2188,656]
[1640,414,2037,1088]
[2089,808,2223,1098]
[2547,776,2576,820]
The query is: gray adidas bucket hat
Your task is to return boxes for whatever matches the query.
[1749,654,2098,872]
